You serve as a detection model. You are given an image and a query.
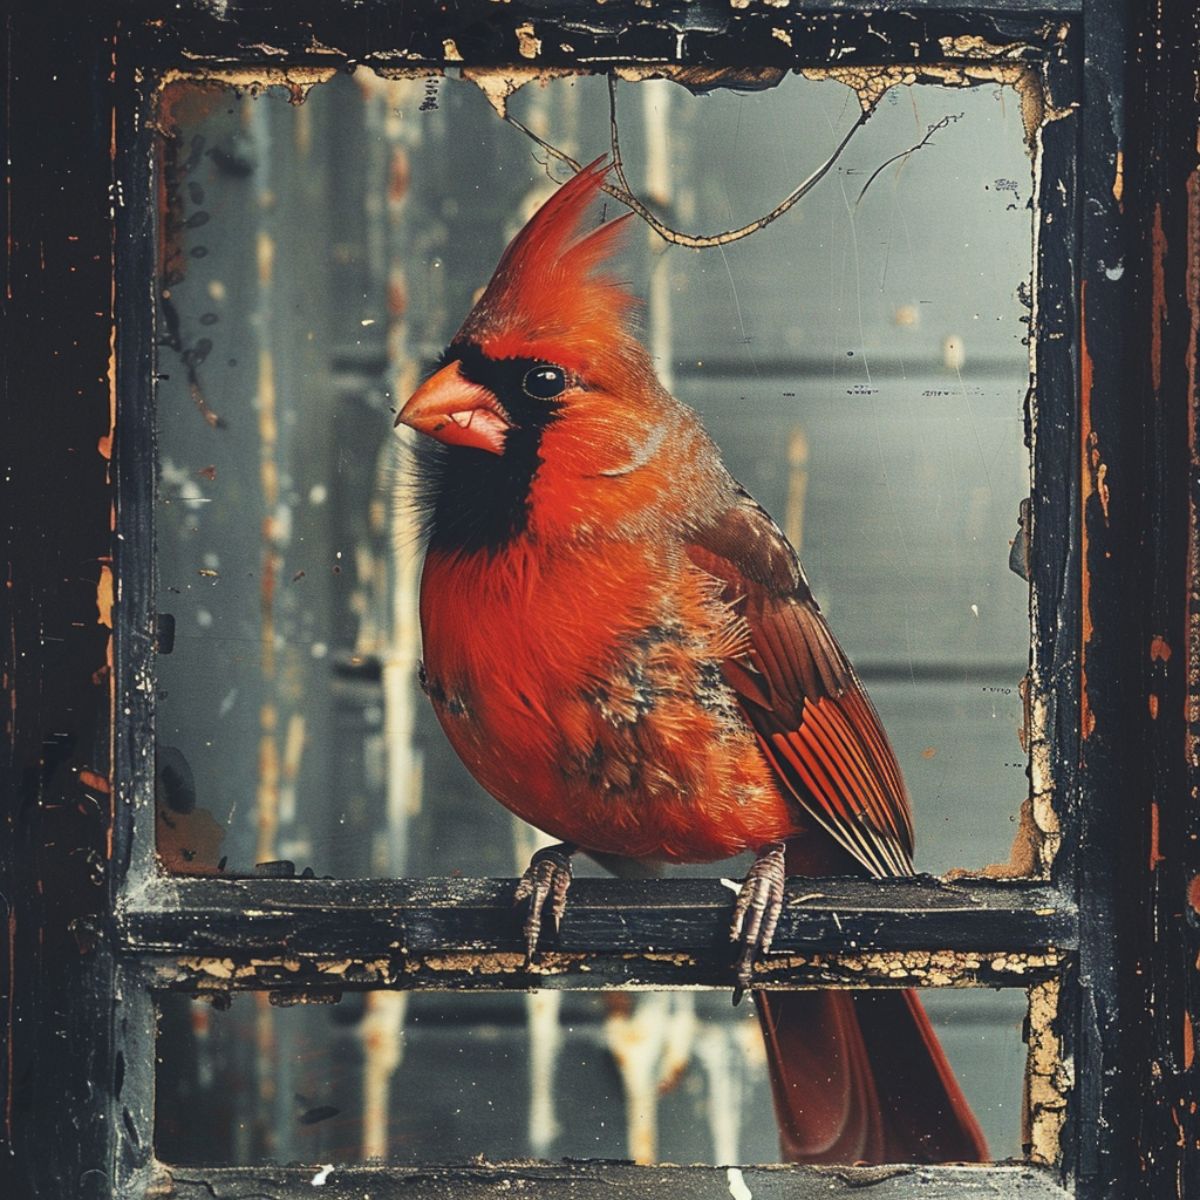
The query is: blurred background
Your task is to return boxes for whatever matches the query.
[153,70,1033,1166]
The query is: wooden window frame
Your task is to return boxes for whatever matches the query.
[3,1,1195,1197]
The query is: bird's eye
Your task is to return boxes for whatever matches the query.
[522,364,567,399]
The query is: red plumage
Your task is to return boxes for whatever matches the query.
[398,159,987,1164]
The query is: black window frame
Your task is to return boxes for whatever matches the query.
[3,1,1195,1197]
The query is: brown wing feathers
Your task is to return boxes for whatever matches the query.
[688,497,916,879]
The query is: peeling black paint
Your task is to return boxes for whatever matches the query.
[5,0,1197,1197]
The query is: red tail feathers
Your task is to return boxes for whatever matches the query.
[755,988,988,1163]
[753,841,988,1164]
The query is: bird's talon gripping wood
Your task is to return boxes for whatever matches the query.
[730,840,787,1005]
[513,842,576,965]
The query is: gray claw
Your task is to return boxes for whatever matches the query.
[514,843,575,965]
[729,841,787,1004]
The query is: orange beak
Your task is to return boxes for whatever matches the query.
[395,361,513,455]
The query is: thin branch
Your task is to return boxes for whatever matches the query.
[854,112,959,208]
[501,75,877,250]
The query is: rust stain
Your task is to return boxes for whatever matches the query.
[387,146,410,207]
[1150,801,1166,870]
[100,94,118,471]
[153,81,228,291]
[1152,635,1174,663]
[78,769,110,794]
[157,804,226,874]
[1186,1011,1195,1071]
[1150,692,1160,720]
[1094,458,1110,522]
[1188,874,1200,913]
[96,562,114,628]
[1113,150,1124,204]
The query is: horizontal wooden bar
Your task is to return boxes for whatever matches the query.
[146,1161,1071,1199]
[125,0,1075,76]
[122,875,1074,993]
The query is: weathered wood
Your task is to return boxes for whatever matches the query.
[1076,0,1200,1194]
[0,9,129,1200]
[122,875,1073,992]
[16,0,1195,1197]
[148,1161,1072,1200]
[120,0,1071,76]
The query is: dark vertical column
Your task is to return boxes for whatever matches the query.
[1075,0,1200,1195]
[1118,1,1200,1196]
[0,8,125,1197]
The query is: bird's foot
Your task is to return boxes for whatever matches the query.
[513,842,576,966]
[729,841,787,1005]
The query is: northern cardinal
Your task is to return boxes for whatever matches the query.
[397,158,988,1164]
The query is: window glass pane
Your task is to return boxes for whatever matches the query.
[156,987,1028,1166]
[153,70,1032,881]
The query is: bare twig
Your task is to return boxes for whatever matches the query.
[501,74,877,249]
[854,112,960,207]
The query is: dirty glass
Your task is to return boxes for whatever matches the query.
[150,67,1035,1172]
[153,71,1033,884]
[155,987,1027,1165]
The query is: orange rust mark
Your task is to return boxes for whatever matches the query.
[388,146,410,206]
[388,275,408,319]
[1187,1012,1196,1071]
[1189,874,1200,914]
[1152,205,1167,395]
[1112,150,1124,204]
[1080,280,1095,739]
[189,381,223,429]
[1152,635,1174,663]
[198,464,217,481]
[92,634,113,688]
[78,769,110,794]
[1150,801,1166,870]
[1149,693,1160,720]
[100,102,118,469]
[1086,431,1110,525]
[154,82,227,292]
[96,563,114,629]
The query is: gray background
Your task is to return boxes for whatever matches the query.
[154,71,1032,1167]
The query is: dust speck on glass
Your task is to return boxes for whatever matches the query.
[152,71,1033,1164]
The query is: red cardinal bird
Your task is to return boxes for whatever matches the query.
[397,158,988,1165]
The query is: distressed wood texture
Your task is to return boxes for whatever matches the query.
[124,875,1073,992]
[1081,0,1200,1196]
[0,9,125,1200]
[124,0,1072,74]
[8,1,1200,1198]
[148,1162,1071,1200]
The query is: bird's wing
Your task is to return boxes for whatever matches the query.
[686,491,915,879]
